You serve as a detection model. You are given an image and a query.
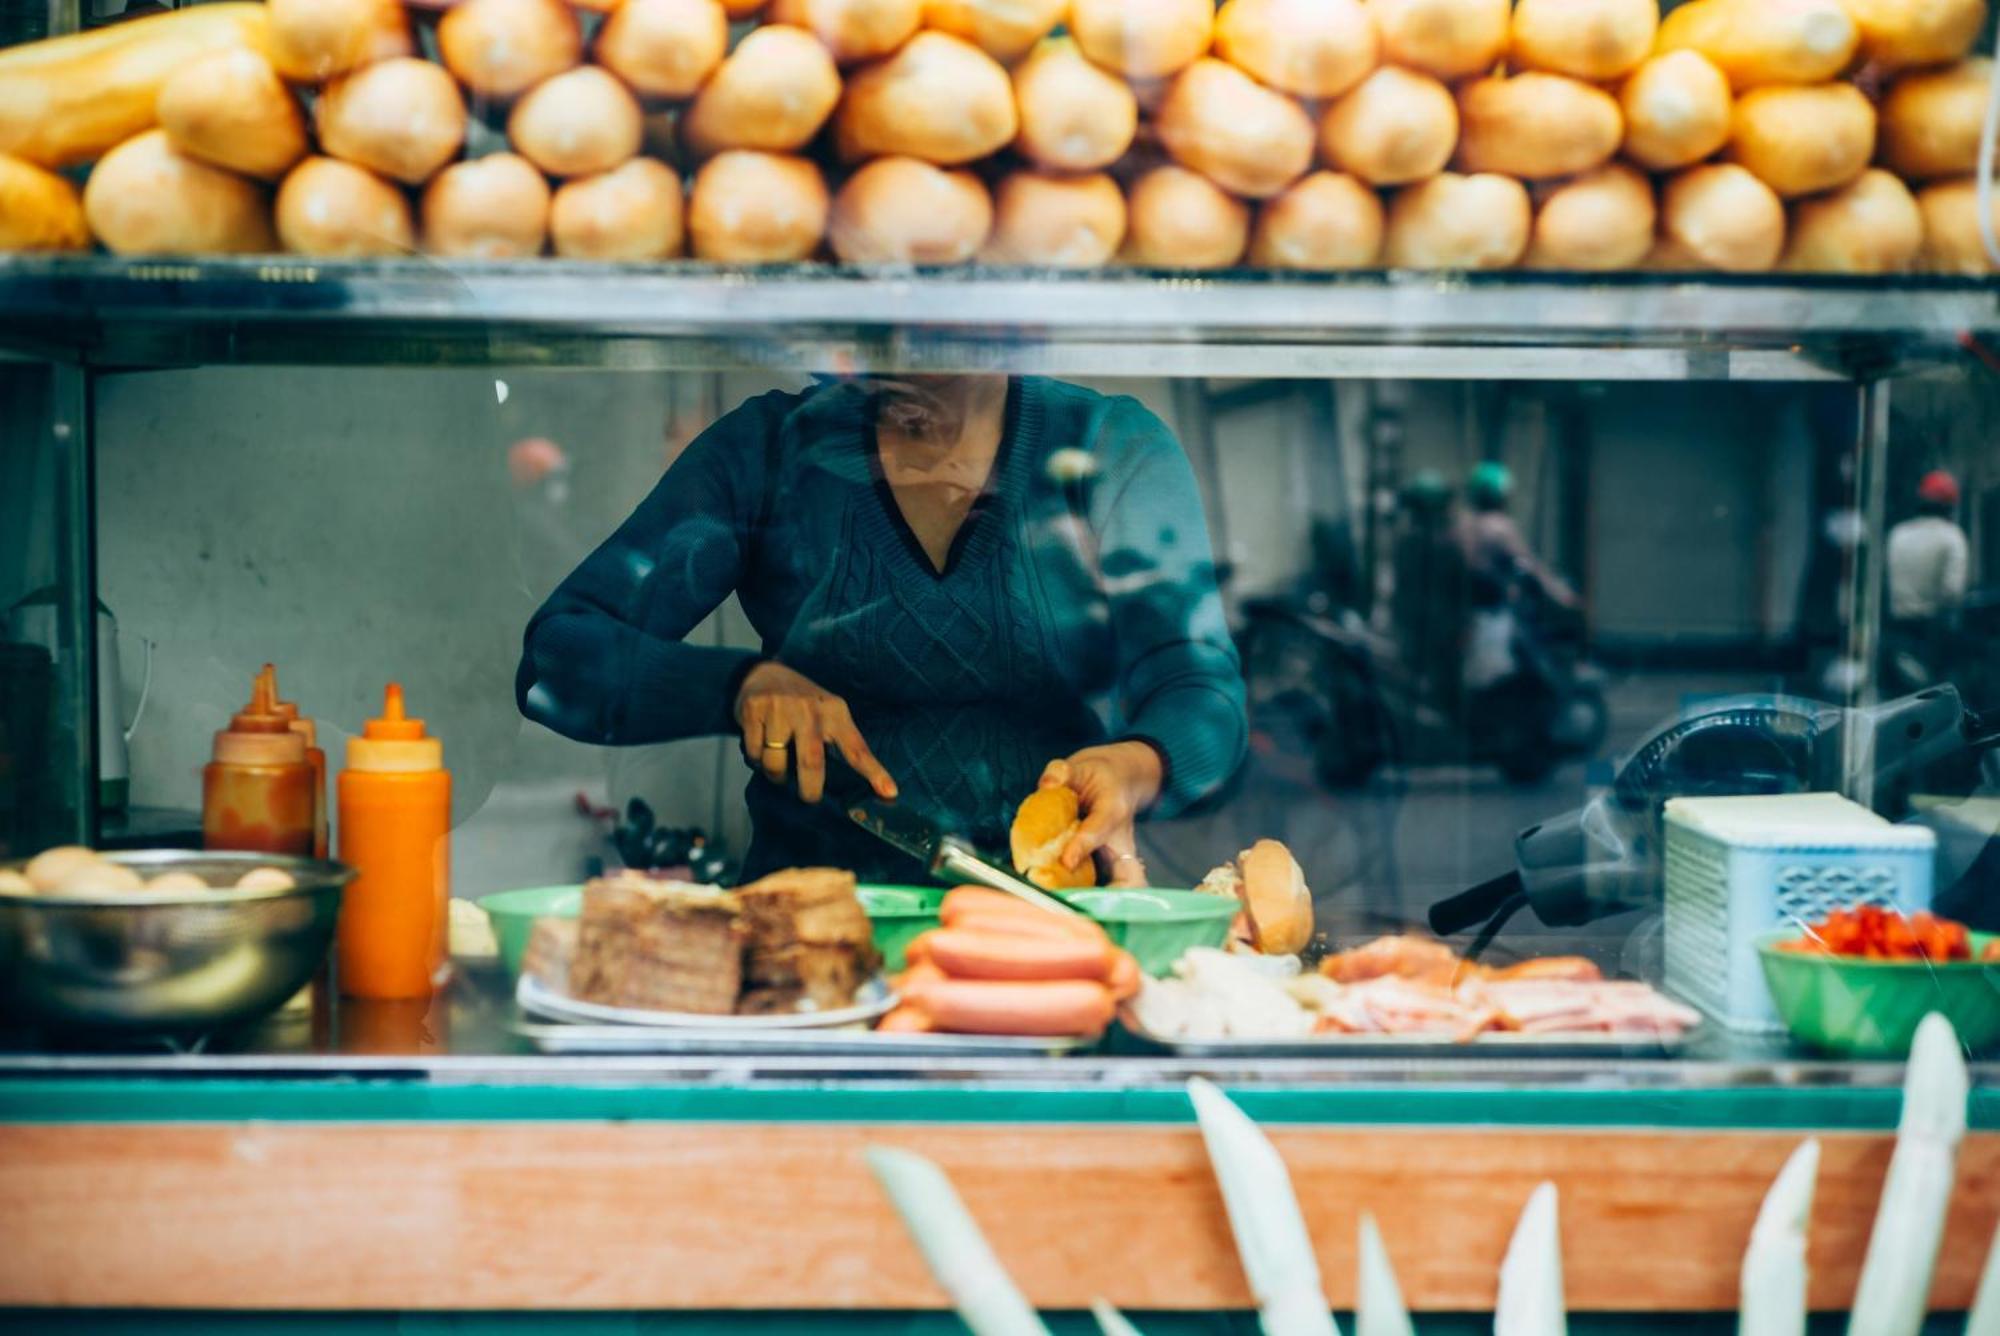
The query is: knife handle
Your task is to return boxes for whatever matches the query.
[934,839,1088,919]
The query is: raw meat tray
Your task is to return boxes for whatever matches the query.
[1117,1012,1692,1059]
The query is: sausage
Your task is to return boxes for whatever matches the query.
[1106,950,1141,1002]
[924,928,1113,982]
[940,887,1103,939]
[895,958,946,989]
[904,977,1115,1036]
[876,1004,935,1033]
[946,911,1109,946]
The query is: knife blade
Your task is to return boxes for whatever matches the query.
[845,796,1083,919]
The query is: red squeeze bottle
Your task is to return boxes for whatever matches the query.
[267,667,328,860]
[203,665,315,856]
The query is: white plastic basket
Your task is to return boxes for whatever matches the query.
[1663,794,1936,1033]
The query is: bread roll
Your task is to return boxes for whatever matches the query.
[1067,0,1214,80]
[835,31,1017,166]
[688,149,828,260]
[1156,58,1315,200]
[923,0,1067,63]
[1881,62,1992,183]
[157,47,306,180]
[1845,0,1986,70]
[0,2,270,170]
[0,153,90,251]
[1249,170,1383,269]
[1236,839,1313,956]
[1383,172,1529,268]
[1618,50,1731,172]
[84,128,275,255]
[274,155,415,256]
[1214,0,1378,100]
[829,156,991,264]
[681,25,841,157]
[438,0,582,100]
[1655,0,1857,91]
[1124,164,1250,268]
[1009,787,1096,890]
[596,0,729,100]
[1510,0,1654,81]
[1369,0,1508,80]
[1782,169,1922,273]
[1660,163,1785,271]
[1526,162,1655,270]
[1012,37,1137,172]
[1729,83,1874,198]
[1454,73,1622,181]
[267,0,410,84]
[421,153,549,258]
[508,67,642,179]
[980,169,1125,267]
[723,0,770,13]
[1318,64,1456,186]
[317,58,466,187]
[551,157,683,260]
[1918,177,1995,274]
[765,0,922,66]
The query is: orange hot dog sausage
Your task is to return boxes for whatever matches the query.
[945,911,1109,945]
[905,977,1115,1036]
[925,928,1113,982]
[894,958,947,991]
[1106,949,1141,1001]
[876,1004,935,1033]
[940,887,1104,938]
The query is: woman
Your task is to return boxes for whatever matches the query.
[516,374,1246,886]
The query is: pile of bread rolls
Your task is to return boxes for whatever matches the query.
[0,0,1992,273]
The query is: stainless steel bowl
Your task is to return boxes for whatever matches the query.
[0,851,351,1034]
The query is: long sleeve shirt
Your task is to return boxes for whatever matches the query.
[517,376,1247,882]
[1887,515,1970,621]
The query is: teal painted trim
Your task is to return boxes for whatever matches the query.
[1,1077,1996,1130]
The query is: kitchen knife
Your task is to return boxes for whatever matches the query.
[844,794,1085,919]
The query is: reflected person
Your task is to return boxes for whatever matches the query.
[516,375,1247,886]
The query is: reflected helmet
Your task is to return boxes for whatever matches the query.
[1917,469,1961,508]
[1466,461,1514,509]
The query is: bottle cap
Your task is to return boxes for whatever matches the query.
[265,663,320,750]
[213,665,307,766]
[346,683,443,773]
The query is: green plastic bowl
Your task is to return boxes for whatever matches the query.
[857,884,947,973]
[1061,888,1238,976]
[476,885,582,980]
[1756,929,2000,1058]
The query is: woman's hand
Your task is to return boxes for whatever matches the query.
[735,661,898,804]
[1038,742,1164,888]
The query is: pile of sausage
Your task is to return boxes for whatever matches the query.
[881,887,1141,1038]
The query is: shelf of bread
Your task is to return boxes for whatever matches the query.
[1,0,1996,281]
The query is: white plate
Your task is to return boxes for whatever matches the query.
[514,1022,1097,1056]
[518,972,898,1030]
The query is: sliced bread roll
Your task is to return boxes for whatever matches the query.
[1009,785,1097,891]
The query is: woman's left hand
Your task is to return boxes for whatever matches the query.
[1038,742,1164,888]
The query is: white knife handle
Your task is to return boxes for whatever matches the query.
[935,839,1087,919]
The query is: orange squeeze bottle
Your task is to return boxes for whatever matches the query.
[266,665,328,861]
[203,665,314,856]
[337,684,451,1000]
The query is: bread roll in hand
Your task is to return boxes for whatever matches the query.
[1369,0,1509,80]
[980,169,1126,268]
[1124,164,1250,269]
[267,0,411,84]
[1249,171,1384,270]
[835,31,1017,166]
[508,67,643,179]
[680,25,842,158]
[1525,162,1656,271]
[1782,169,1923,275]
[1655,0,1857,91]
[1385,172,1530,269]
[1214,0,1379,100]
[1009,786,1097,890]
[1658,163,1785,272]
[1011,37,1138,172]
[1618,51,1731,173]
[275,156,415,256]
[596,0,729,100]
[1454,73,1622,181]
[438,0,582,100]
[1918,177,1996,275]
[829,156,992,265]
[158,47,307,180]
[766,0,922,66]
[551,158,684,260]
[922,0,1067,63]
[1318,64,1457,187]
[688,150,828,261]
[316,58,467,187]
[0,153,90,251]
[420,152,550,258]
[1729,83,1874,199]
[1881,62,1993,183]
[1156,57,1316,200]
[84,128,275,255]
[1067,0,1214,80]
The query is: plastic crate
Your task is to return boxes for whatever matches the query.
[1663,794,1936,1033]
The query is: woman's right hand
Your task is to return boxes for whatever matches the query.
[734,661,898,804]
